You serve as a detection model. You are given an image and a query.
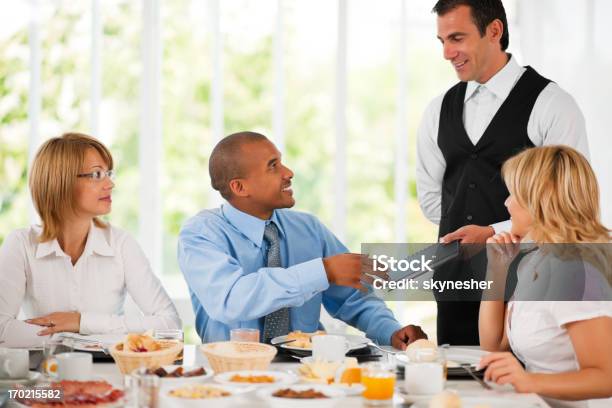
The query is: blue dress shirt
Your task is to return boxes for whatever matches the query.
[177,202,402,345]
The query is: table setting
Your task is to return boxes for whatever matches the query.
[0,329,551,407]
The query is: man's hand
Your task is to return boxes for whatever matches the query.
[390,325,428,350]
[440,225,495,244]
[26,312,81,336]
[323,253,386,291]
[479,352,535,393]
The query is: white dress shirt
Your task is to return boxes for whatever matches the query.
[507,250,612,408]
[0,222,181,348]
[416,55,590,233]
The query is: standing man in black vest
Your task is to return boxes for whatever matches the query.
[416,0,589,345]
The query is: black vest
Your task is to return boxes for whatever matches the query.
[437,66,551,237]
[434,66,552,345]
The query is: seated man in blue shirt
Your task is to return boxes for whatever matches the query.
[178,131,427,349]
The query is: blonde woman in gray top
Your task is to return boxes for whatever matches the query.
[479,146,612,407]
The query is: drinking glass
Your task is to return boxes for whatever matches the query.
[361,362,396,406]
[153,329,184,363]
[230,328,260,342]
[403,348,446,395]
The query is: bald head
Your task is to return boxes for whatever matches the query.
[209,131,269,200]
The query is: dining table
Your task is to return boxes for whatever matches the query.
[1,344,549,408]
[3,344,553,407]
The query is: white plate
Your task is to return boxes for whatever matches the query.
[10,380,124,408]
[256,384,346,408]
[162,384,252,408]
[332,382,365,396]
[214,370,298,387]
[396,347,487,369]
[412,395,541,408]
[298,356,364,393]
[272,334,369,352]
[299,378,364,396]
[444,347,488,369]
[72,344,107,352]
[59,333,123,352]
[132,365,212,384]
[0,371,41,389]
[12,399,124,408]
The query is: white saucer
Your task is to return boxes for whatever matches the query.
[0,371,41,389]
[333,382,365,396]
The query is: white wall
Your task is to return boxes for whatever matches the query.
[516,0,612,227]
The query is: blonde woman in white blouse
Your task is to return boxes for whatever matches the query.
[479,146,612,407]
[0,133,181,348]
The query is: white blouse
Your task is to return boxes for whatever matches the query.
[507,250,612,408]
[0,222,181,348]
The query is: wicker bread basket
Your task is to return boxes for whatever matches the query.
[110,340,183,374]
[200,342,277,373]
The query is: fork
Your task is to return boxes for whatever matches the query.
[367,342,400,355]
[460,363,491,389]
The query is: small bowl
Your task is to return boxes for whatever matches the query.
[256,384,346,408]
[131,365,212,384]
[162,383,252,408]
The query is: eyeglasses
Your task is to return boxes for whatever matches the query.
[77,169,116,181]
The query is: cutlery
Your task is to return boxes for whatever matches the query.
[367,342,400,355]
[395,392,419,407]
[270,339,297,346]
[460,363,491,389]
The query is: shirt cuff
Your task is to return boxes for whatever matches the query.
[79,312,106,335]
[375,319,402,346]
[491,220,512,234]
[292,258,330,303]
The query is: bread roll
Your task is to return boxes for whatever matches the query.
[406,339,437,362]
[428,391,461,408]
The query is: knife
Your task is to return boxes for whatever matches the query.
[270,339,297,346]
[460,363,491,389]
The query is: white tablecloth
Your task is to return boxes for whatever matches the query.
[69,345,551,407]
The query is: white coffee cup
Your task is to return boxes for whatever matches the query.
[55,352,92,381]
[311,335,349,362]
[0,348,29,379]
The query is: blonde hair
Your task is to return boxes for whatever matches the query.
[502,145,610,243]
[29,133,114,242]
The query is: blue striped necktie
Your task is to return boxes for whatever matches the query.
[262,222,291,342]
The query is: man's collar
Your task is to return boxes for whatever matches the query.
[465,54,522,102]
[35,221,115,259]
[222,202,285,248]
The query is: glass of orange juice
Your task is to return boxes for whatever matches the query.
[361,362,396,406]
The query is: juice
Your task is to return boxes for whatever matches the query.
[229,328,260,342]
[362,374,396,400]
